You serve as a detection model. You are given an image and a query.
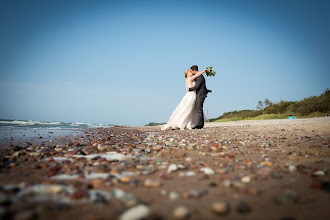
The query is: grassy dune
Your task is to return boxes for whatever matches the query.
[214,112,326,123]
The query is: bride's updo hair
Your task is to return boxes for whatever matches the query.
[184,69,190,78]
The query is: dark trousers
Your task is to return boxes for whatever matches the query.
[196,97,205,127]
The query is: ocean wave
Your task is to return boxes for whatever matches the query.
[0,120,61,126]
[0,119,113,129]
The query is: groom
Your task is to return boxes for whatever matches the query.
[189,65,212,129]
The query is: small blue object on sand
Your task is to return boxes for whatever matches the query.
[288,116,295,119]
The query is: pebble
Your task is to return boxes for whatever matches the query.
[288,165,297,172]
[119,204,151,220]
[90,179,103,188]
[152,145,162,151]
[241,176,251,183]
[313,170,325,176]
[185,157,192,162]
[237,202,251,213]
[212,201,230,216]
[185,171,195,176]
[172,206,190,220]
[223,179,232,188]
[200,167,215,175]
[45,185,64,194]
[71,189,88,200]
[169,191,179,201]
[144,179,162,187]
[168,164,178,173]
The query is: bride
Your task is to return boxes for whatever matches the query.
[161,69,207,131]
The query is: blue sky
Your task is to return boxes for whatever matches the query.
[0,0,329,126]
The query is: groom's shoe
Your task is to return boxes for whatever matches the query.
[192,126,201,129]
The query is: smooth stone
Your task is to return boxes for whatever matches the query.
[185,171,195,176]
[45,185,64,194]
[223,179,232,187]
[200,167,215,175]
[212,201,230,216]
[169,191,179,201]
[144,179,162,187]
[168,164,178,173]
[313,170,325,176]
[172,206,190,220]
[90,192,107,205]
[241,176,251,183]
[237,202,251,213]
[152,145,162,151]
[119,204,151,220]
[288,165,297,172]
[161,189,167,196]
[185,157,192,162]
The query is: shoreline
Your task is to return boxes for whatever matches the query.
[0,118,329,219]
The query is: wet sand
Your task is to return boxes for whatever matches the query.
[0,118,329,220]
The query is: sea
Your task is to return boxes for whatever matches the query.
[0,119,113,146]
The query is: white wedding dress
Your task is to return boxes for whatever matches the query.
[161,77,198,131]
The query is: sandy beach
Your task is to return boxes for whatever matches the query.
[0,117,329,220]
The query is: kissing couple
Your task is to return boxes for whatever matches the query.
[161,65,212,131]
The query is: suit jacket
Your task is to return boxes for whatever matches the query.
[189,75,210,99]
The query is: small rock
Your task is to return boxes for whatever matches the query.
[46,166,60,177]
[160,189,167,196]
[209,182,217,187]
[90,192,107,205]
[288,165,297,172]
[144,179,162,187]
[241,176,251,183]
[185,157,192,162]
[237,202,251,214]
[200,167,215,175]
[172,206,190,220]
[152,145,162,151]
[120,177,131,183]
[29,152,41,157]
[45,185,63,194]
[169,191,179,201]
[168,164,178,173]
[159,172,173,180]
[313,170,325,176]
[223,179,232,188]
[90,179,103,188]
[119,204,151,220]
[212,201,230,216]
[71,189,88,200]
[185,171,195,176]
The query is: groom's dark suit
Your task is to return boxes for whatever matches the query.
[189,75,211,128]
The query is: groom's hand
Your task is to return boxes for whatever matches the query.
[205,69,210,73]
